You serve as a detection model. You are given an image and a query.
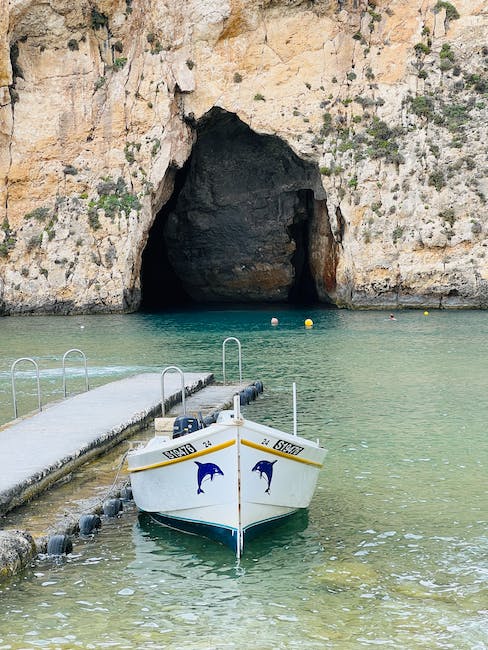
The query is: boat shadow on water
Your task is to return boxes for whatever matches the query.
[136,509,310,562]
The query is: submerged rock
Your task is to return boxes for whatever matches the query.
[314,559,380,589]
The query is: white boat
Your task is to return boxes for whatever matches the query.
[128,394,327,557]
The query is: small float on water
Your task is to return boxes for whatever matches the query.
[127,342,326,557]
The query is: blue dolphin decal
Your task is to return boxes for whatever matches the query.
[195,461,224,494]
[252,460,277,494]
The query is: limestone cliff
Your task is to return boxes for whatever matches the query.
[0,0,487,313]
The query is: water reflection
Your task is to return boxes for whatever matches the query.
[135,510,310,564]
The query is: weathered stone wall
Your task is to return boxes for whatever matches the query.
[0,0,487,312]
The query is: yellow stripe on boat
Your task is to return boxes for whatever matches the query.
[128,439,236,473]
[241,439,323,467]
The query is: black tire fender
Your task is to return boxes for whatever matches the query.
[47,534,73,556]
[119,486,133,501]
[79,514,102,535]
[103,498,123,517]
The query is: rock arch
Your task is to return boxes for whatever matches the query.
[140,108,340,309]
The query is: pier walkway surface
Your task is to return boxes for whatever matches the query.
[0,372,213,517]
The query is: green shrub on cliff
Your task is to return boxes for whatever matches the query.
[113,57,127,70]
[428,169,446,191]
[96,192,141,218]
[25,206,51,222]
[366,118,404,164]
[414,42,431,56]
[440,43,455,62]
[26,233,43,251]
[87,176,142,225]
[442,103,471,131]
[320,112,333,136]
[151,139,160,156]
[440,59,453,72]
[0,218,16,257]
[392,225,404,244]
[434,1,460,21]
[409,95,435,119]
[88,210,101,230]
[465,73,488,93]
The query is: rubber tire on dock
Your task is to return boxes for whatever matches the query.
[249,385,258,400]
[79,514,102,535]
[119,486,133,501]
[47,534,73,556]
[239,391,249,406]
[244,387,255,402]
[103,498,123,517]
[254,380,264,394]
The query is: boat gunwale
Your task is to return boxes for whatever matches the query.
[241,438,324,467]
[128,418,326,474]
[128,439,236,473]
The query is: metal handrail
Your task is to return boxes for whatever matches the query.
[222,337,242,385]
[62,349,89,398]
[11,357,42,419]
[161,366,186,417]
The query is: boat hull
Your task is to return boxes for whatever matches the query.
[148,512,241,552]
[128,418,326,555]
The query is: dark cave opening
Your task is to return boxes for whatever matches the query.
[140,109,328,311]
[287,190,319,305]
[140,164,193,310]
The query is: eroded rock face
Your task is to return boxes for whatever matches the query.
[160,109,326,303]
[0,0,487,312]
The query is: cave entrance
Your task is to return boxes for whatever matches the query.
[140,109,329,310]
[287,189,319,305]
[140,164,193,310]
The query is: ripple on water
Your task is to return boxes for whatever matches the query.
[0,309,487,648]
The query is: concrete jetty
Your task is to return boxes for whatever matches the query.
[0,374,252,580]
[0,371,212,518]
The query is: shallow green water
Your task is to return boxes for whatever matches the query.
[0,308,487,648]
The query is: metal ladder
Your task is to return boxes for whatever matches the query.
[11,358,42,419]
[62,348,89,397]
[222,337,242,385]
[160,366,186,417]
[11,349,89,419]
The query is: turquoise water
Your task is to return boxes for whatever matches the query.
[0,308,487,648]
